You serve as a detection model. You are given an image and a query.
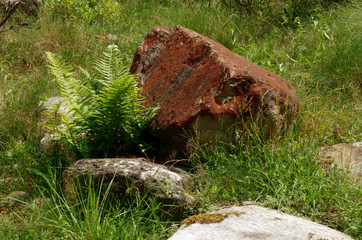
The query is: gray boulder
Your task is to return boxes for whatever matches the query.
[169,205,354,240]
[63,158,194,209]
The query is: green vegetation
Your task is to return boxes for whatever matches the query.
[193,132,361,236]
[0,0,361,239]
[1,172,173,239]
[46,45,153,158]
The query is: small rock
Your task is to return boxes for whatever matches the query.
[41,96,69,116]
[63,158,194,214]
[40,133,61,151]
[40,96,70,151]
[319,142,361,182]
[169,205,354,240]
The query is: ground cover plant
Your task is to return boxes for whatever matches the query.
[0,0,361,239]
[46,44,153,158]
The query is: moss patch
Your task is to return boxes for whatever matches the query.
[181,211,244,226]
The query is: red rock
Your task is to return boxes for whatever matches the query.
[130,26,299,150]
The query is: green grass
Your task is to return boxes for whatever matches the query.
[1,175,177,239]
[192,131,361,237]
[0,0,361,239]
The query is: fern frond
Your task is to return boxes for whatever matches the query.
[46,52,93,119]
[94,44,127,85]
[78,66,98,94]
[46,52,73,81]
[45,45,155,158]
[47,52,89,101]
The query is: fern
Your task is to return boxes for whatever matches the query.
[46,45,152,158]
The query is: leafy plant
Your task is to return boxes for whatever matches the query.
[46,45,154,158]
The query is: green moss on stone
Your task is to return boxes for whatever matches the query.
[181,211,244,226]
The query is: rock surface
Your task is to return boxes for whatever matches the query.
[169,205,354,240]
[130,26,299,150]
[40,96,69,151]
[41,96,69,116]
[319,142,361,182]
[63,158,194,207]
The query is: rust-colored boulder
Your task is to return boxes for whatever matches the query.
[131,26,299,150]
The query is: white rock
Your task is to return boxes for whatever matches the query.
[169,205,354,240]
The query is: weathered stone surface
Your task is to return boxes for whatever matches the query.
[63,158,194,207]
[320,142,361,182]
[130,26,299,150]
[40,133,61,151]
[169,205,354,240]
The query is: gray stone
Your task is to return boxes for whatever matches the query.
[40,96,70,151]
[63,158,194,208]
[319,142,361,182]
[39,133,61,151]
[41,96,69,116]
[169,205,354,240]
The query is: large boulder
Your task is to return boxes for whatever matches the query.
[319,142,361,182]
[63,158,194,211]
[130,26,299,150]
[169,205,354,240]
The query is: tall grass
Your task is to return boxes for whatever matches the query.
[0,172,176,239]
[0,0,361,239]
[192,129,361,237]
[228,1,361,144]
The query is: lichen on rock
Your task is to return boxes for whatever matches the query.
[181,211,244,226]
